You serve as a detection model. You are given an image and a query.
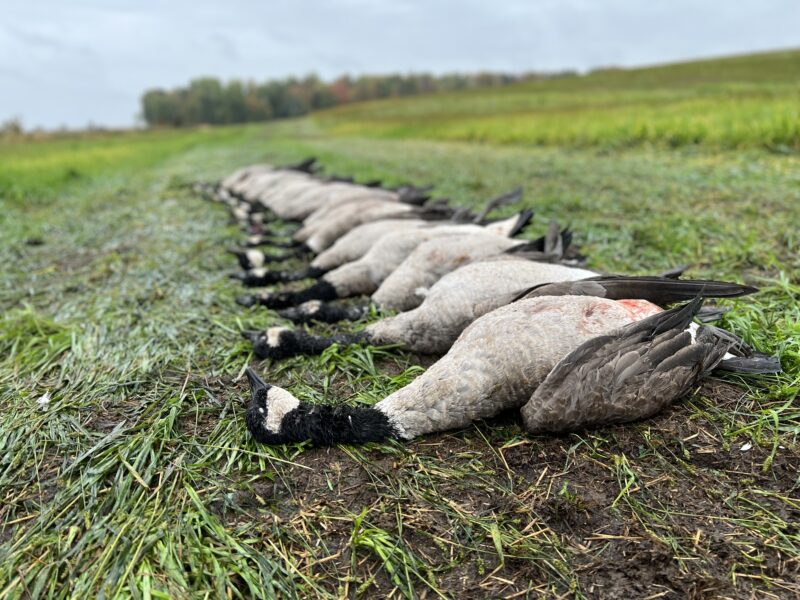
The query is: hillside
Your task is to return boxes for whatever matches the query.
[316,48,800,149]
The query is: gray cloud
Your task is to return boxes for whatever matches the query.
[1,0,797,129]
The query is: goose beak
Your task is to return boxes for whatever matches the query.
[226,248,251,270]
[244,367,271,395]
[241,330,262,343]
[236,295,257,308]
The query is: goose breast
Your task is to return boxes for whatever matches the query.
[374,295,661,438]
[368,258,596,354]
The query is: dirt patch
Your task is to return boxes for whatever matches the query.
[198,372,800,598]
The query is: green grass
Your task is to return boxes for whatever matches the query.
[315,48,800,150]
[1,50,799,596]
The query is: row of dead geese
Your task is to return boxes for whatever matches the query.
[194,158,781,446]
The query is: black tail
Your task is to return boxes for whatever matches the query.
[505,222,573,261]
[508,209,535,238]
[473,187,524,223]
[716,353,782,374]
[513,276,757,305]
[284,157,318,173]
[397,185,434,205]
[699,325,783,374]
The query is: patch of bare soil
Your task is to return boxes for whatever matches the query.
[200,373,800,598]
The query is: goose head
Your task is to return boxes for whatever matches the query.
[244,367,301,444]
[243,366,399,446]
[228,248,265,270]
[242,328,296,360]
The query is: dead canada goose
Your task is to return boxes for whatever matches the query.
[236,210,533,307]
[291,198,434,252]
[294,188,520,253]
[251,222,571,311]
[225,158,318,200]
[243,297,780,445]
[271,183,431,223]
[228,217,435,285]
[296,184,432,230]
[233,188,526,283]
[235,188,521,276]
[372,222,572,312]
[245,273,755,360]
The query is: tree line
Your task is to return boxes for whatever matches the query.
[141,71,574,127]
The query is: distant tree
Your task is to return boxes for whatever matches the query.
[223,81,248,123]
[139,69,539,127]
[0,116,23,136]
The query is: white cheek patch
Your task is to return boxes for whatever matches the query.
[246,250,265,268]
[267,326,290,347]
[301,300,323,315]
[264,387,301,433]
[250,267,268,278]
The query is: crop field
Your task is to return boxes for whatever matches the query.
[317,49,800,150]
[1,50,799,598]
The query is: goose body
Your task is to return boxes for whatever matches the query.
[368,258,596,352]
[373,296,663,438]
[296,188,403,228]
[252,175,319,208]
[253,258,594,357]
[295,188,522,251]
[252,215,532,308]
[372,231,556,312]
[221,164,274,190]
[234,170,309,201]
[271,183,395,221]
[310,218,435,272]
[245,297,773,446]
[294,199,419,250]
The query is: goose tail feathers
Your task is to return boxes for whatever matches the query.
[473,187,524,223]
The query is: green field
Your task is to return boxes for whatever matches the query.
[1,50,799,598]
[317,49,800,149]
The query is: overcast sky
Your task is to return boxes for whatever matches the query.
[2,0,798,129]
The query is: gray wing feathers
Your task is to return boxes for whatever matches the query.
[512,275,756,305]
[520,301,731,433]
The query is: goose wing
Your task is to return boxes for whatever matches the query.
[521,298,731,433]
[511,275,757,305]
